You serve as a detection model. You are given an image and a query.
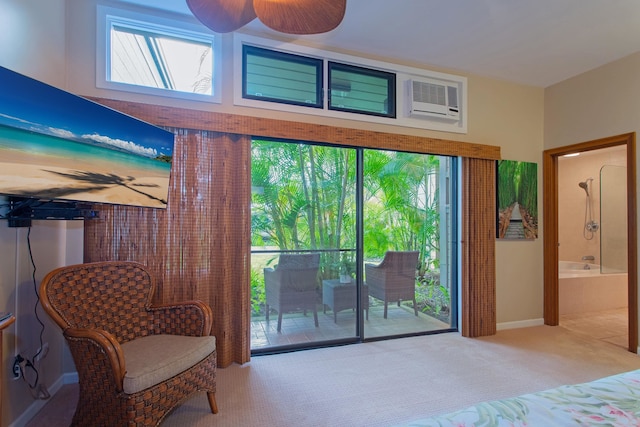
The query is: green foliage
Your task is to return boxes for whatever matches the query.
[498,159,537,218]
[416,274,450,318]
[251,140,450,318]
[250,267,266,315]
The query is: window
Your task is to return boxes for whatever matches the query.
[243,45,323,108]
[329,62,396,118]
[98,6,220,102]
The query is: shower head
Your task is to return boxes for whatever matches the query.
[578,178,593,196]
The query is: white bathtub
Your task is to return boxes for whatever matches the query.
[558,260,627,315]
[559,261,602,278]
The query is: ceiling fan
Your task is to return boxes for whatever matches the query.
[186,0,347,35]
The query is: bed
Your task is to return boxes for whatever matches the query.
[402,369,640,426]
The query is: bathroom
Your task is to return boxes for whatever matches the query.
[557,145,628,345]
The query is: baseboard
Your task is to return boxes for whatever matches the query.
[8,373,78,427]
[497,318,544,330]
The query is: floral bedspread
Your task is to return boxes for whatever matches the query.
[402,369,640,426]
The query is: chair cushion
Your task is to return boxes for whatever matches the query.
[120,334,216,394]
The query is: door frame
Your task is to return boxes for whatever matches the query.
[543,132,637,352]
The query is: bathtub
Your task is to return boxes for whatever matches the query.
[559,261,603,278]
[558,260,627,315]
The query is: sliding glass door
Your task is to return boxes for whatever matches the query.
[362,150,456,339]
[250,139,456,353]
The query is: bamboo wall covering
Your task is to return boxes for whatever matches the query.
[461,157,497,337]
[84,129,251,367]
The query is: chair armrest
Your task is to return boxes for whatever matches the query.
[365,263,386,286]
[149,300,213,337]
[64,327,126,392]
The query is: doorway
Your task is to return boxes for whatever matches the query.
[543,133,637,352]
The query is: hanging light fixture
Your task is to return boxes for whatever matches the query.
[186,0,347,35]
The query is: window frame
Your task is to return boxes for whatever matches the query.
[97,5,221,103]
[328,61,397,118]
[242,45,324,109]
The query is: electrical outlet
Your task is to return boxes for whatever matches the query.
[12,355,23,380]
[34,343,49,362]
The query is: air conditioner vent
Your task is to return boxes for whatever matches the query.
[408,78,460,121]
[412,81,446,106]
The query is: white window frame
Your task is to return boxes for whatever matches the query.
[97,4,221,103]
[234,34,467,134]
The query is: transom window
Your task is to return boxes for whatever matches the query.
[328,62,396,118]
[98,6,220,102]
[242,45,323,108]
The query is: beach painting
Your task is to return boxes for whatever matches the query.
[0,66,175,209]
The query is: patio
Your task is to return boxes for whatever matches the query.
[251,301,451,349]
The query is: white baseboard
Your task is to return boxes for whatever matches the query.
[497,318,544,330]
[8,373,78,427]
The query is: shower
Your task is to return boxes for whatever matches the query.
[579,178,599,239]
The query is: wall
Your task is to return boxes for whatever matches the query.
[1,0,546,423]
[545,52,640,346]
[0,1,84,426]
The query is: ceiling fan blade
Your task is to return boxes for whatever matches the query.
[186,0,257,33]
[254,0,347,35]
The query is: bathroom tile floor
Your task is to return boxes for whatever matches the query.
[560,307,628,349]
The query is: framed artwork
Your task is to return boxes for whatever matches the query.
[497,160,538,240]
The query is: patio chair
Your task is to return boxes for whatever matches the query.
[39,261,218,426]
[264,253,321,332]
[365,251,420,319]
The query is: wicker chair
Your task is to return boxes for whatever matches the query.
[365,251,420,319]
[264,253,321,332]
[39,261,218,426]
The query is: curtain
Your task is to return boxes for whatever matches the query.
[461,157,497,337]
[84,129,251,367]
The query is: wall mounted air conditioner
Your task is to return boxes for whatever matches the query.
[408,78,460,121]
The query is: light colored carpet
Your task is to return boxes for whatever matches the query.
[164,325,640,427]
[27,322,640,427]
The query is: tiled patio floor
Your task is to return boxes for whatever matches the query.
[251,302,452,350]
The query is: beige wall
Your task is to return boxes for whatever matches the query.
[545,52,640,347]
[0,1,84,426]
[1,0,547,423]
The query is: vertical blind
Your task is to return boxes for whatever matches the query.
[461,157,497,337]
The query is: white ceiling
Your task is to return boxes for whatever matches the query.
[115,0,640,88]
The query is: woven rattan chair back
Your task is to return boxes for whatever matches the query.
[42,261,155,344]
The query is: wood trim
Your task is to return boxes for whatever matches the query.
[627,135,638,352]
[0,315,14,422]
[542,150,559,325]
[88,98,501,160]
[543,133,637,352]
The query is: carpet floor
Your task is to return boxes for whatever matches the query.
[26,312,640,426]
